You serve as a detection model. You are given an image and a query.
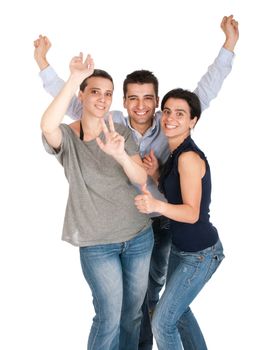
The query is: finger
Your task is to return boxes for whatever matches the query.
[220,16,227,28]
[33,39,39,48]
[143,155,152,162]
[143,159,152,168]
[100,118,109,135]
[135,195,144,201]
[95,136,105,150]
[150,149,156,160]
[44,36,51,47]
[84,54,94,69]
[108,113,115,132]
[141,184,150,195]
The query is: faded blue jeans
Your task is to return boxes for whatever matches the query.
[139,216,171,350]
[152,239,224,350]
[79,225,154,350]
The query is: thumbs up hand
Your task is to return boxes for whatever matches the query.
[134,184,160,214]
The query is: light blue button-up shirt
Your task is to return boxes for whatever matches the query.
[39,47,234,216]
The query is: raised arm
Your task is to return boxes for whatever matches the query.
[34,35,83,120]
[40,53,94,149]
[194,15,239,112]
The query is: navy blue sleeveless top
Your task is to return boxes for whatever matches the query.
[158,136,219,252]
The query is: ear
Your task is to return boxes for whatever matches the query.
[78,90,83,102]
[123,96,127,109]
[190,116,198,129]
[156,96,160,108]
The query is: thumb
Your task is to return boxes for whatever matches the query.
[141,183,150,195]
[150,149,156,160]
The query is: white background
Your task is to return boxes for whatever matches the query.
[1,0,267,349]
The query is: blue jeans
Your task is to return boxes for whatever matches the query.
[139,216,171,350]
[152,239,224,350]
[79,225,154,350]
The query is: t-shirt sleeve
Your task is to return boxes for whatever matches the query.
[41,124,69,165]
[118,124,139,156]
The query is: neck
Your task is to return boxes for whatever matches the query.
[81,115,103,140]
[130,119,153,136]
[168,132,190,152]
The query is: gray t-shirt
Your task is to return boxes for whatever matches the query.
[43,123,151,247]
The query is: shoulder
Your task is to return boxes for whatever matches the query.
[178,151,203,175]
[114,122,130,135]
[179,151,202,164]
[110,110,127,125]
[68,121,80,136]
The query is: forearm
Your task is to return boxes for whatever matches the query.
[41,75,79,133]
[194,47,234,112]
[116,153,147,185]
[39,66,83,120]
[223,38,236,52]
[36,57,49,71]
[154,201,199,224]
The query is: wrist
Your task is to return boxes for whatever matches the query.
[113,150,128,164]
[36,56,49,71]
[223,39,236,52]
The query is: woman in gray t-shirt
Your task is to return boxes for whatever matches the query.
[41,53,153,350]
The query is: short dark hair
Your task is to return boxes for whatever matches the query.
[123,70,159,98]
[80,69,114,92]
[161,88,201,122]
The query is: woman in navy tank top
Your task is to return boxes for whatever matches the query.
[135,88,224,350]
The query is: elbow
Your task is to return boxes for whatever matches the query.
[40,116,53,134]
[187,210,200,224]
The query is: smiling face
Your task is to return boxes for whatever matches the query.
[79,76,113,119]
[161,98,198,141]
[123,83,159,134]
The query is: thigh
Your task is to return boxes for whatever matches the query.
[151,216,172,269]
[80,244,123,311]
[121,226,154,299]
[156,246,211,323]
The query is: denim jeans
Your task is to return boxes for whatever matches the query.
[139,216,171,350]
[152,239,224,350]
[79,225,154,350]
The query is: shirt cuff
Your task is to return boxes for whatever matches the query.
[217,47,235,66]
[39,65,58,84]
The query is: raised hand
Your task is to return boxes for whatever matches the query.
[33,34,51,70]
[69,52,95,84]
[221,15,239,52]
[96,114,125,158]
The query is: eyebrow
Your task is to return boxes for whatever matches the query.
[127,94,155,98]
[88,87,113,93]
[164,107,187,113]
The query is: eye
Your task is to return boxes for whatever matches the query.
[175,112,184,119]
[163,109,170,116]
[106,92,113,97]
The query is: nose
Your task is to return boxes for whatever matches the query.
[166,112,175,121]
[136,99,145,109]
[98,93,105,102]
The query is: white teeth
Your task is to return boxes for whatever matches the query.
[136,112,146,116]
[165,124,177,129]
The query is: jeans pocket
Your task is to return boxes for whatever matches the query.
[204,251,224,283]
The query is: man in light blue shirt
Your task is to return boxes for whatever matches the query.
[34,14,238,350]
